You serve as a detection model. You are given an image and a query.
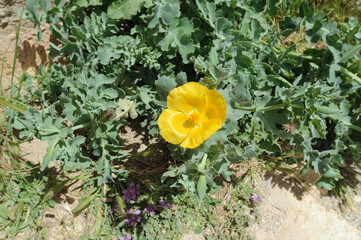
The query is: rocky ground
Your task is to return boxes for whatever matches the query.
[250,170,361,240]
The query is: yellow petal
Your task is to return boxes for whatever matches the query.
[158,109,194,145]
[167,82,208,115]
[201,89,227,124]
[180,119,223,149]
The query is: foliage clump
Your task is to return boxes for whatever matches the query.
[3,0,361,238]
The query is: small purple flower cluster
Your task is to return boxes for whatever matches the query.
[144,204,158,216]
[125,209,142,226]
[112,182,173,239]
[119,234,132,240]
[108,203,120,215]
[251,193,262,203]
[143,199,173,216]
[158,199,173,209]
[122,182,140,203]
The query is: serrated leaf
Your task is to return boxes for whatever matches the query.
[215,17,233,38]
[97,45,120,65]
[196,0,217,28]
[148,0,180,28]
[316,176,335,190]
[101,88,118,99]
[107,0,145,20]
[230,78,251,104]
[339,44,361,63]
[310,116,327,139]
[158,17,195,62]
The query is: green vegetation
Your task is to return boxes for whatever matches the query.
[0,0,361,239]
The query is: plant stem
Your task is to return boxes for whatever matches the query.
[0,98,26,114]
[339,66,361,85]
[237,103,305,112]
[11,8,24,97]
[198,153,208,171]
[71,122,90,131]
[339,121,361,133]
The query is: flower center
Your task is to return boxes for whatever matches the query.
[188,112,200,125]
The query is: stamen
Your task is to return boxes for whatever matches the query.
[189,112,200,125]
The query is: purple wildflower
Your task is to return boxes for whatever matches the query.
[122,182,141,203]
[291,142,296,146]
[251,193,262,203]
[157,199,173,209]
[114,204,120,213]
[129,182,140,195]
[124,210,142,226]
[108,208,113,214]
[144,204,158,216]
[119,234,132,240]
[301,134,305,138]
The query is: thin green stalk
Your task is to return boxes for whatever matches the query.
[0,98,26,114]
[71,122,91,131]
[237,103,305,112]
[339,66,361,86]
[0,56,22,74]
[340,121,361,133]
[0,56,5,96]
[11,8,24,97]
[198,153,208,171]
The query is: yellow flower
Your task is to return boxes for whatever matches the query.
[158,82,227,149]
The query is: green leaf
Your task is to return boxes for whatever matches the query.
[41,139,59,171]
[148,0,180,28]
[158,17,195,62]
[193,225,203,234]
[76,0,102,7]
[175,72,187,86]
[115,99,138,119]
[316,176,335,190]
[310,115,327,139]
[97,45,120,65]
[101,88,118,99]
[236,54,253,68]
[251,19,261,41]
[230,78,252,104]
[267,0,278,16]
[197,174,207,204]
[0,205,8,219]
[195,0,217,28]
[107,0,145,20]
[155,76,177,101]
[25,0,39,22]
[39,0,52,11]
[215,17,233,38]
[339,44,361,63]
